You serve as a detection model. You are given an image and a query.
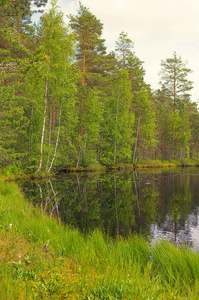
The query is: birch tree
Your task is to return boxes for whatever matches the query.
[27,0,76,173]
[133,88,157,163]
[102,70,135,164]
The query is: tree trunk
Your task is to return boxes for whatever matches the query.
[29,105,34,155]
[35,70,49,174]
[46,103,52,172]
[52,100,56,130]
[114,93,120,164]
[82,52,86,86]
[114,175,120,236]
[133,115,141,165]
[47,104,62,174]
[76,148,81,169]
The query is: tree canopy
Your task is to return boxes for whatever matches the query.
[1,0,199,171]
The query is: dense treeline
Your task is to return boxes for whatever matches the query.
[1,0,199,172]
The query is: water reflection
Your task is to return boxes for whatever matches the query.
[19,168,199,247]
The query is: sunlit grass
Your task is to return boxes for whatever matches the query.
[137,159,178,168]
[1,176,199,299]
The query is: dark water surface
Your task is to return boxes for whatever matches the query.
[19,167,199,248]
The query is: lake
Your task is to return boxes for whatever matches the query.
[19,167,199,248]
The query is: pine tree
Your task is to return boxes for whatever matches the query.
[115,31,145,91]
[69,2,106,88]
[159,52,193,110]
[189,102,199,158]
[158,52,193,159]
[154,89,171,160]
[69,3,108,167]
[115,31,134,69]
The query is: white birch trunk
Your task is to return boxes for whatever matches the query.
[46,103,52,172]
[35,71,49,174]
[47,104,62,174]
[36,183,43,212]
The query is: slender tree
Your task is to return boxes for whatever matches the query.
[101,70,135,164]
[69,2,106,88]
[159,52,193,110]
[26,0,77,173]
[158,52,193,159]
[115,31,134,69]
[69,3,107,167]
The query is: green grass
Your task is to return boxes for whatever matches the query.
[1,175,199,299]
[137,159,178,168]
[137,158,199,169]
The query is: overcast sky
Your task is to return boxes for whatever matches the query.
[37,0,199,102]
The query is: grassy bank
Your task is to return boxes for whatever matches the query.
[1,159,199,180]
[1,176,199,299]
[57,159,199,173]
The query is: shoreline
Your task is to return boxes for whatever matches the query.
[1,176,199,299]
[2,159,199,181]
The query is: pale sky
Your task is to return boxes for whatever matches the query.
[35,0,199,103]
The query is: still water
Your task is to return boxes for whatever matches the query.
[19,167,199,248]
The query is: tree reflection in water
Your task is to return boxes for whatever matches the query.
[19,168,199,247]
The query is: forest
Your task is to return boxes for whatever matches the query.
[1,0,199,173]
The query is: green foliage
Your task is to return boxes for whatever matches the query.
[24,0,78,172]
[101,70,135,164]
[159,51,193,101]
[1,0,199,170]
[133,87,157,163]
[156,52,195,161]
[115,31,134,69]
[79,88,104,166]
[69,1,106,88]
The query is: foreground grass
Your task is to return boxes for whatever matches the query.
[1,176,199,299]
